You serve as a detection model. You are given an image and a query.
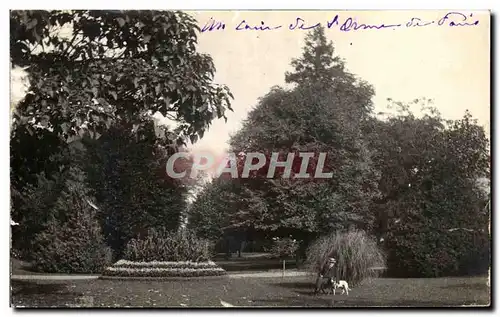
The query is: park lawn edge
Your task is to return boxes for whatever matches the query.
[98,274,229,281]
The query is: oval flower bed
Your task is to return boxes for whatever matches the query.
[101,260,227,278]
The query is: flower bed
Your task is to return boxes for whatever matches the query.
[113,259,219,269]
[101,260,227,278]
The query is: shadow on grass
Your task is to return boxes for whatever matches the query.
[250,296,481,307]
[270,281,314,290]
[440,283,489,291]
[251,296,335,307]
[11,281,73,296]
[269,281,339,298]
[216,260,299,272]
[11,281,87,308]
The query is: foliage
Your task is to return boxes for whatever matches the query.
[187,179,232,242]
[83,123,189,257]
[285,26,374,119]
[10,123,72,258]
[386,226,490,278]
[30,167,112,273]
[10,139,85,260]
[365,103,491,277]
[124,228,211,262]
[212,26,380,240]
[11,10,233,144]
[268,237,299,259]
[11,10,232,262]
[305,230,386,286]
[11,172,65,260]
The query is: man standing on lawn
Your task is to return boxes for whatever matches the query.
[314,257,338,294]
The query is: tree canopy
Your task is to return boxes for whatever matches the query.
[189,26,381,243]
[10,10,233,261]
[11,10,233,144]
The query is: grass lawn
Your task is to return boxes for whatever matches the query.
[216,258,299,272]
[11,255,301,275]
[11,275,490,308]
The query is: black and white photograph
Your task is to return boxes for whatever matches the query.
[9,8,491,308]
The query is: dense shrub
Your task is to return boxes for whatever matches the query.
[124,229,211,262]
[305,230,386,285]
[384,181,490,278]
[11,172,68,261]
[386,225,490,278]
[268,237,299,259]
[31,172,112,273]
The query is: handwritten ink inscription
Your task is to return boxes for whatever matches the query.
[200,12,481,33]
[235,20,282,31]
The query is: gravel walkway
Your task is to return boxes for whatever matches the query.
[11,270,311,281]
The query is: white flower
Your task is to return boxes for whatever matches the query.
[106,267,224,273]
[112,260,217,268]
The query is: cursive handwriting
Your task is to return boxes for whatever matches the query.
[289,17,321,30]
[235,20,282,31]
[406,17,434,27]
[326,14,402,31]
[437,12,479,27]
[201,17,226,32]
[339,17,401,31]
[200,11,480,33]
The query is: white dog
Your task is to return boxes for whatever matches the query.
[332,279,351,295]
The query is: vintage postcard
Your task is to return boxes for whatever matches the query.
[10,10,490,308]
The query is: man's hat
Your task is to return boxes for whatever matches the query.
[328,257,336,262]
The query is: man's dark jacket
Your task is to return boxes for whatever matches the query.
[319,264,337,279]
[314,264,338,292]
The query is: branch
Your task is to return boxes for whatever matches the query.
[62,32,78,57]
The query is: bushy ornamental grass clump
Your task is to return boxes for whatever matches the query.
[124,228,211,262]
[305,230,386,286]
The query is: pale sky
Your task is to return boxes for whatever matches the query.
[11,10,490,160]
[189,10,490,158]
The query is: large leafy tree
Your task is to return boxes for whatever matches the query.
[364,101,490,277]
[83,122,190,257]
[187,178,233,242]
[10,10,233,257]
[192,26,380,244]
[10,10,233,193]
[10,10,232,142]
